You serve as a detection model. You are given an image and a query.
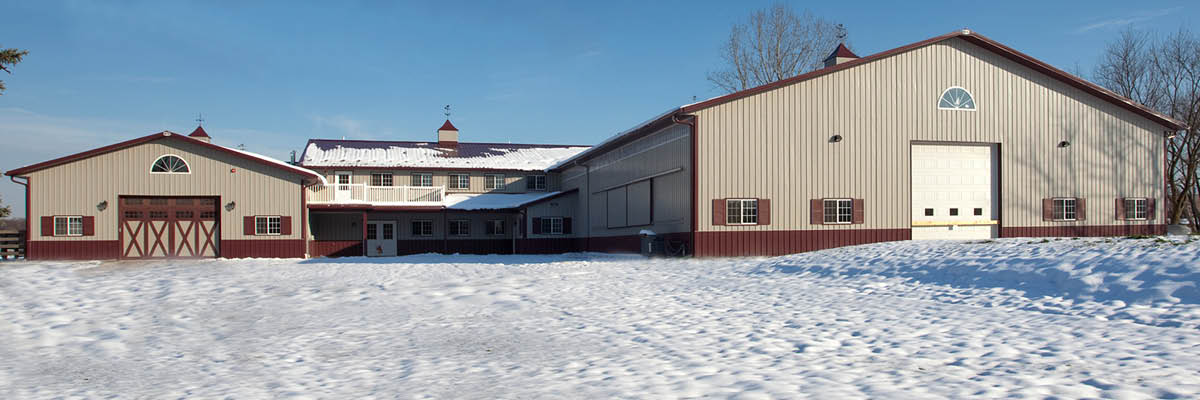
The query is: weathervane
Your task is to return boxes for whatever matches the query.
[444,105,451,118]
[196,113,204,126]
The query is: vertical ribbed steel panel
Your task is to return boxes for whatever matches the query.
[28,139,304,241]
[694,37,1165,233]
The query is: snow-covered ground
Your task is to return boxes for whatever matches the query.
[2,237,1199,398]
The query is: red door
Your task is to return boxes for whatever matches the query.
[120,197,219,259]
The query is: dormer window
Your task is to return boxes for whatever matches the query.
[150,155,190,174]
[938,87,976,111]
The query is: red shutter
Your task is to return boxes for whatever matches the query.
[1042,199,1053,221]
[532,217,542,234]
[563,217,573,234]
[244,216,256,236]
[1115,198,1125,220]
[757,199,770,225]
[1147,198,1156,220]
[41,216,53,236]
[810,199,823,225]
[82,216,95,236]
[1076,198,1086,221]
[281,216,293,235]
[852,199,865,224]
[712,199,726,226]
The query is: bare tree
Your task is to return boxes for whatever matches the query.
[1096,28,1200,231]
[0,195,9,219]
[707,4,846,93]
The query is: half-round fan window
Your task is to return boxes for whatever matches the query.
[938,86,976,111]
[151,155,190,174]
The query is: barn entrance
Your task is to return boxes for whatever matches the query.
[119,196,220,259]
[911,144,999,240]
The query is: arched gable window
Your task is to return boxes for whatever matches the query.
[938,86,976,111]
[150,155,190,174]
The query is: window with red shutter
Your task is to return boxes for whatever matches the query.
[810,199,823,225]
[757,199,771,225]
[244,216,256,236]
[712,199,726,226]
[852,199,865,224]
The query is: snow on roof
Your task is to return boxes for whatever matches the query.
[444,191,567,210]
[301,140,590,171]
[222,144,329,186]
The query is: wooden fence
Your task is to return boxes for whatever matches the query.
[0,230,25,260]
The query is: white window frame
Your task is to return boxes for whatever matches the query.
[937,86,977,111]
[448,219,470,236]
[726,199,758,225]
[1053,198,1077,221]
[823,199,853,224]
[53,216,84,236]
[1124,198,1148,220]
[255,216,282,236]
[370,172,393,187]
[485,174,506,190]
[486,219,506,235]
[411,173,433,187]
[149,154,191,174]
[448,174,471,190]
[526,175,547,191]
[412,220,434,237]
[542,217,564,235]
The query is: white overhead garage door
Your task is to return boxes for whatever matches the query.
[911,144,998,240]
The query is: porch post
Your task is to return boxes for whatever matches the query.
[361,211,367,257]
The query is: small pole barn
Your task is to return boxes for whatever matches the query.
[5,127,323,260]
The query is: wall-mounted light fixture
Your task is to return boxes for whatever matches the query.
[97,200,108,212]
[1057,141,1071,148]
[225,201,236,211]
[829,134,843,143]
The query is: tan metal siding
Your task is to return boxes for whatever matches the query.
[695,37,1165,232]
[312,169,556,194]
[561,123,692,238]
[28,139,304,241]
[526,192,579,238]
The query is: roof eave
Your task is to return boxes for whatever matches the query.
[678,30,1185,131]
[6,131,321,180]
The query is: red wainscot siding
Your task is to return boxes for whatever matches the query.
[695,228,911,257]
[27,240,121,260]
[1000,224,1166,238]
[221,239,305,258]
[309,241,363,258]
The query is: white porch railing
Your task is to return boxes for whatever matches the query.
[308,184,445,204]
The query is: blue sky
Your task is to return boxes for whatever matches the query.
[1,1,1196,215]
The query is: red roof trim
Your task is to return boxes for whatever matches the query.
[438,119,458,131]
[681,30,1185,130]
[188,125,210,138]
[5,131,321,180]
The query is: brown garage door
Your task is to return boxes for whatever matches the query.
[120,197,219,259]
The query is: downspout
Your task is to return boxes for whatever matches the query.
[301,179,318,258]
[10,176,29,259]
[571,161,591,252]
[671,113,697,256]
